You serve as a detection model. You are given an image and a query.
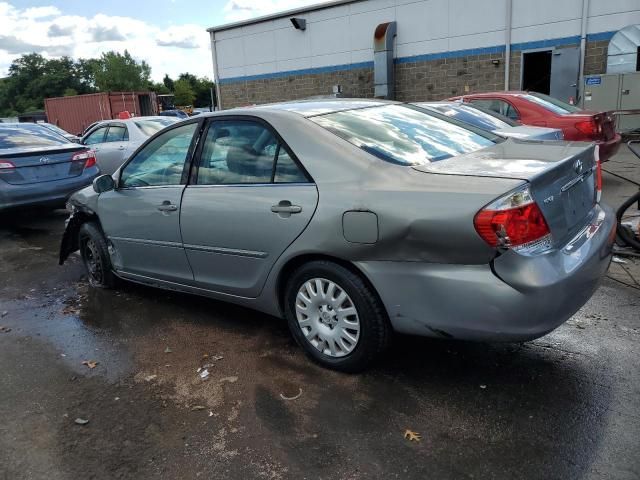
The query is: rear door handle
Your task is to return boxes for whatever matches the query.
[118,145,126,150]
[271,200,302,217]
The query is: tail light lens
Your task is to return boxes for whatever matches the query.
[594,145,602,203]
[575,120,600,138]
[474,185,551,252]
[0,160,16,172]
[72,150,97,169]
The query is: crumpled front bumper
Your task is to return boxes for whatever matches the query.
[356,204,615,341]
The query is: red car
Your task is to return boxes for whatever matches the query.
[450,91,621,162]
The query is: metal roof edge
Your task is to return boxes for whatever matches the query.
[207,0,365,34]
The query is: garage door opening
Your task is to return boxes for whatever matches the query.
[522,50,552,94]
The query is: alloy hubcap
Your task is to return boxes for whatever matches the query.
[295,278,360,358]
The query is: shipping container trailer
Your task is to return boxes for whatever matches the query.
[44,92,158,135]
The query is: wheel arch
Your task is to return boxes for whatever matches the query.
[275,253,390,323]
[58,209,104,265]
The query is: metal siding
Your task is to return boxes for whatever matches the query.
[44,92,158,135]
[44,93,111,136]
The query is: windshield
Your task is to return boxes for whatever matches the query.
[524,92,582,114]
[134,118,179,136]
[424,103,513,131]
[310,105,496,165]
[0,124,70,149]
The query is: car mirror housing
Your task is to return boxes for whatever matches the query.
[93,174,115,194]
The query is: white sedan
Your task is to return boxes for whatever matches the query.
[80,117,179,174]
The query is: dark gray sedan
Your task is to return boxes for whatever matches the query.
[0,123,99,211]
[59,99,615,371]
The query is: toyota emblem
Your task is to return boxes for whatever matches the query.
[39,157,51,164]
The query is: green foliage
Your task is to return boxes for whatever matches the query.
[92,50,151,91]
[0,51,216,117]
[173,79,196,106]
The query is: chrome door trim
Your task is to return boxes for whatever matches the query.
[183,243,268,259]
[109,236,183,249]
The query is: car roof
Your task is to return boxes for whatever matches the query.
[460,91,528,98]
[202,98,399,118]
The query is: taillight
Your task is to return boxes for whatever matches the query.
[72,150,97,169]
[575,120,600,138]
[594,145,602,203]
[474,185,551,252]
[0,160,15,172]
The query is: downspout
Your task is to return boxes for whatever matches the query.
[504,0,512,90]
[578,0,590,105]
[210,30,223,111]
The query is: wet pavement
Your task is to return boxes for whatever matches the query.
[1,152,640,479]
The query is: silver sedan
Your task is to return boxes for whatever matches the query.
[60,99,615,371]
[80,116,179,175]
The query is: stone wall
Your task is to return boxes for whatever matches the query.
[219,39,610,109]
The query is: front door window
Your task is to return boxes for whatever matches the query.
[120,123,197,188]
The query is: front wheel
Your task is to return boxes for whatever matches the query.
[284,261,390,372]
[79,222,116,288]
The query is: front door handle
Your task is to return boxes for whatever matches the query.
[271,200,302,217]
[118,145,126,150]
[158,201,178,212]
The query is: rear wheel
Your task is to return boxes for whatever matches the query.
[284,261,390,372]
[79,222,116,288]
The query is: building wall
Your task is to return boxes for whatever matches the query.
[214,0,640,108]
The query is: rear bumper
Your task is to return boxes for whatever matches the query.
[356,204,615,341]
[0,167,99,211]
[597,133,621,162]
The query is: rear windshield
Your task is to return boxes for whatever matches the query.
[0,124,70,149]
[310,104,496,165]
[41,123,71,136]
[425,103,514,130]
[134,118,179,136]
[523,92,582,114]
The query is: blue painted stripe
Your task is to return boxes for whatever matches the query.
[219,30,617,85]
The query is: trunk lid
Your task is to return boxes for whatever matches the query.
[495,126,563,141]
[412,139,598,245]
[0,145,89,185]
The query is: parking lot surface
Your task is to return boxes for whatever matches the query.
[1,150,639,480]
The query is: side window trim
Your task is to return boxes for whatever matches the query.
[116,119,204,189]
[191,115,314,186]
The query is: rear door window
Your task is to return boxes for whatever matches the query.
[196,120,307,185]
[105,125,128,142]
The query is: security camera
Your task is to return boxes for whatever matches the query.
[290,18,306,31]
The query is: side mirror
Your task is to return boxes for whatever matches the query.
[93,174,115,193]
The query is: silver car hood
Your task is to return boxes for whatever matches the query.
[411,139,592,181]
[493,125,563,141]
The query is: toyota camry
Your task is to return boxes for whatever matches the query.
[59,99,615,371]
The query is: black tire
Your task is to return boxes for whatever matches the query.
[78,222,116,288]
[616,191,640,251]
[284,260,391,372]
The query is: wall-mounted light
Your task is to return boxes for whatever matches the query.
[491,59,501,66]
[290,18,306,31]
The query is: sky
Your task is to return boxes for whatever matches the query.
[0,0,320,81]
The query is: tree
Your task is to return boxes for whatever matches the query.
[173,79,196,106]
[163,74,175,92]
[176,73,214,108]
[93,50,151,91]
